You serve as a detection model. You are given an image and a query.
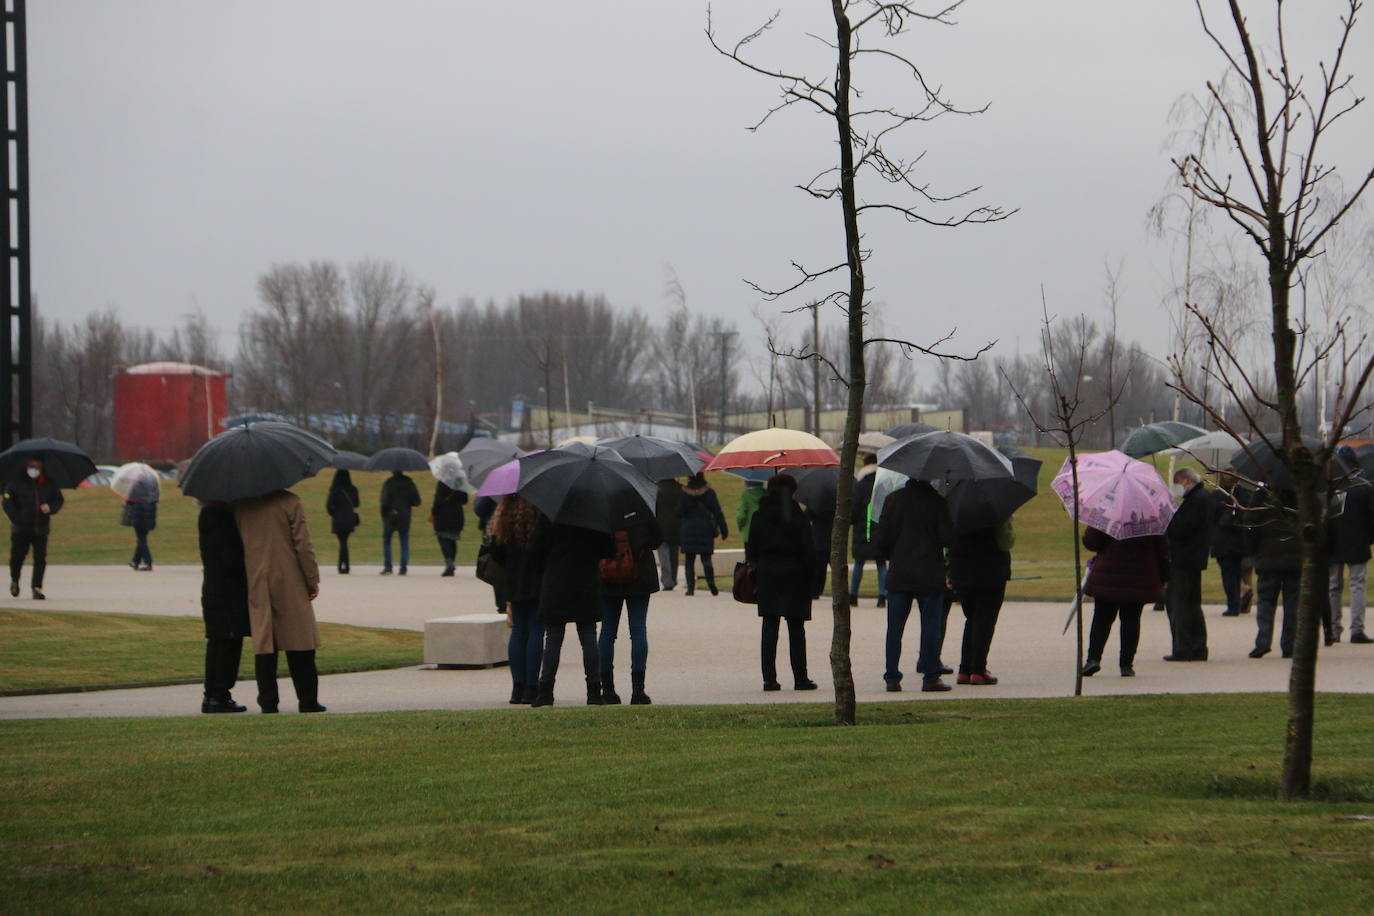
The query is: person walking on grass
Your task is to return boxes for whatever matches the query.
[488,493,545,705]
[325,469,360,574]
[677,472,728,596]
[430,481,468,577]
[950,521,1013,686]
[1328,447,1374,645]
[122,477,158,572]
[235,489,325,714]
[747,474,818,692]
[379,469,421,575]
[4,457,61,600]
[1164,467,1213,662]
[197,502,250,714]
[849,454,887,607]
[1081,526,1169,678]
[530,516,615,707]
[598,518,663,705]
[655,477,683,590]
[875,478,954,692]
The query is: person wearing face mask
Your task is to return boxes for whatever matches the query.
[4,458,63,600]
[1164,467,1215,662]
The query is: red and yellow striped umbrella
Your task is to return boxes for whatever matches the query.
[702,427,839,472]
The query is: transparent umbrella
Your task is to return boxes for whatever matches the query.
[111,462,161,502]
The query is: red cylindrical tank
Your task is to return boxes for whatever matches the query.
[113,362,228,462]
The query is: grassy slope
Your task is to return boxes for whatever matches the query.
[0,610,422,693]
[1,694,1371,913]
[43,451,1219,601]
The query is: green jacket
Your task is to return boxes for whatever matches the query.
[736,486,766,544]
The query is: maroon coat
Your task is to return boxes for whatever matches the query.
[1082,527,1169,604]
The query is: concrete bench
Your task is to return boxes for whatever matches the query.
[423,614,510,669]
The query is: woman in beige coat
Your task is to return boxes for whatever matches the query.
[234,489,325,713]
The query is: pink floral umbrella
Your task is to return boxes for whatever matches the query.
[1051,450,1176,539]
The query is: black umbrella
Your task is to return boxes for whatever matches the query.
[517,442,657,533]
[331,450,370,471]
[877,430,1014,483]
[180,421,336,501]
[364,447,430,472]
[459,438,523,487]
[1229,436,1357,492]
[1355,443,1374,479]
[0,437,98,489]
[793,466,839,517]
[937,446,1042,530]
[596,434,705,480]
[887,422,940,438]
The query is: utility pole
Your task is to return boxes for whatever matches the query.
[714,330,736,443]
[811,303,822,437]
[1,0,32,447]
[426,304,442,457]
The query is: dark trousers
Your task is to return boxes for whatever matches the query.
[1217,555,1242,614]
[684,553,715,591]
[438,536,458,568]
[336,533,351,573]
[204,638,243,699]
[9,530,46,589]
[886,591,948,685]
[658,543,679,589]
[958,585,1005,675]
[131,527,152,568]
[539,620,598,685]
[508,599,545,688]
[1166,570,1208,659]
[600,595,650,674]
[254,650,318,710]
[761,615,808,684]
[1255,569,1301,655]
[382,525,409,571]
[1087,599,1144,666]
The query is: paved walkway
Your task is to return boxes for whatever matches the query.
[2,564,1371,719]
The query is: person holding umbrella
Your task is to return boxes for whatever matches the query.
[850,454,887,607]
[120,472,159,572]
[488,493,545,704]
[1164,467,1214,662]
[656,478,683,590]
[198,501,250,713]
[325,469,360,574]
[747,474,818,691]
[1080,526,1170,678]
[530,515,615,706]
[949,521,1012,685]
[875,478,955,692]
[677,473,728,596]
[5,457,63,600]
[598,517,664,704]
[430,481,468,577]
[379,470,421,575]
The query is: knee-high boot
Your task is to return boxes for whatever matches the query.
[286,650,325,713]
[255,653,280,714]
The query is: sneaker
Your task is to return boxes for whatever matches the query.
[31,588,44,600]
[1120,665,1135,677]
[876,596,887,608]
[970,671,998,685]
[1351,633,1373,644]
[921,679,953,693]
[8,580,16,598]
[794,679,818,691]
[1248,647,1269,659]
[762,681,781,692]
[1221,609,1240,617]
[379,569,393,576]
[1081,659,1102,677]
[956,672,973,685]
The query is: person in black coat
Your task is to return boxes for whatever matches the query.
[121,478,158,572]
[1246,489,1302,658]
[1081,527,1170,677]
[949,523,1012,684]
[4,458,63,600]
[746,474,817,691]
[598,519,663,704]
[529,516,616,707]
[325,469,360,574]
[430,482,468,577]
[198,502,251,713]
[473,494,504,610]
[655,478,683,590]
[1212,472,1247,616]
[875,479,955,692]
[379,470,421,575]
[1164,468,1213,661]
[676,473,728,596]
[1328,458,1374,644]
[848,456,887,607]
[489,493,545,704]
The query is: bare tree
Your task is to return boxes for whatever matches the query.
[1172,0,1374,799]
[710,0,1010,724]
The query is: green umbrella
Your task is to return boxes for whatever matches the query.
[1119,421,1206,459]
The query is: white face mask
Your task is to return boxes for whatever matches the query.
[26,467,39,480]
[1169,483,1185,499]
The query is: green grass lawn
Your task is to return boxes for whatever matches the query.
[44,450,1218,602]
[0,610,422,694]
[1,694,1371,913]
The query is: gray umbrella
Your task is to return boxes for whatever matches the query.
[364,447,430,472]
[460,438,524,487]
[596,434,704,481]
[180,422,336,501]
[1120,421,1207,458]
[887,422,941,438]
[0,437,98,489]
[331,450,370,471]
[1229,436,1356,492]
[877,430,1013,483]
[517,442,657,533]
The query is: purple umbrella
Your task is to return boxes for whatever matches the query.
[476,450,544,498]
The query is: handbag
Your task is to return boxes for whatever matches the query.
[732,561,757,604]
[475,540,506,588]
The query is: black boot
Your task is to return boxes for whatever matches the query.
[600,671,622,705]
[586,676,603,706]
[510,683,528,705]
[707,576,719,596]
[201,694,247,714]
[521,685,540,704]
[287,650,326,713]
[254,653,280,714]
[532,681,555,707]
[630,671,652,705]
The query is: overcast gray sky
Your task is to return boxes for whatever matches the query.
[27,1,1374,385]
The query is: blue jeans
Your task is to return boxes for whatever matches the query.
[885,591,948,684]
[508,599,544,688]
[599,596,650,674]
[131,527,153,568]
[849,557,887,597]
[382,525,409,571]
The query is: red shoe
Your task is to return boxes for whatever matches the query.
[970,671,999,685]
[956,672,972,684]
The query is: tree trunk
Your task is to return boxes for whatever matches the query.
[827,0,863,726]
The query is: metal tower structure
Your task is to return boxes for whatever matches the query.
[1,0,30,447]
